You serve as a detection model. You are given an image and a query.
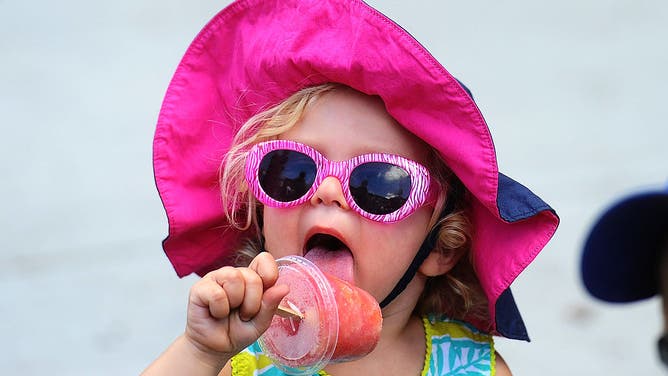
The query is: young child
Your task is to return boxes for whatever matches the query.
[144,1,559,375]
[581,182,668,367]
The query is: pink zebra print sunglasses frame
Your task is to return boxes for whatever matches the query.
[244,140,436,223]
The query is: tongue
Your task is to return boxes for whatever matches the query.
[304,246,354,284]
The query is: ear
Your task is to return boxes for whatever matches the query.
[418,249,465,277]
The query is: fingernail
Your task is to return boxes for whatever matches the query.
[239,313,252,322]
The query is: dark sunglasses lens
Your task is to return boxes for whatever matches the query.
[659,334,668,367]
[349,162,411,215]
[258,150,316,202]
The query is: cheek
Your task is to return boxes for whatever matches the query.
[262,206,301,257]
[366,206,432,257]
[389,206,434,247]
[366,223,427,264]
[355,207,432,290]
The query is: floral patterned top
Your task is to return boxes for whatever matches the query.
[231,316,495,375]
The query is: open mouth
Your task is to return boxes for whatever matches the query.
[304,233,354,283]
[305,233,348,254]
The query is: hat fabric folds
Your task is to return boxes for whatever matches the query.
[582,185,668,303]
[153,0,559,340]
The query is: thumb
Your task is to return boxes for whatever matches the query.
[249,252,280,289]
[250,283,290,332]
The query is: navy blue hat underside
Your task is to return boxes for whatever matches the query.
[582,192,668,303]
[495,173,557,341]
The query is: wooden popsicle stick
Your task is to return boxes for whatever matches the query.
[276,304,304,320]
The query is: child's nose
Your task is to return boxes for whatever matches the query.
[311,176,350,210]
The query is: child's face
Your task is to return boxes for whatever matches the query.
[262,88,435,304]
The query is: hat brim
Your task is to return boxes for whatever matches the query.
[582,189,668,303]
[153,0,559,340]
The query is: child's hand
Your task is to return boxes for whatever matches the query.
[184,252,289,365]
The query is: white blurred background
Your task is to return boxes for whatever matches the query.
[1,0,667,374]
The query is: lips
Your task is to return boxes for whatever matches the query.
[303,233,354,284]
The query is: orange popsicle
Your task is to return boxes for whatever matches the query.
[324,271,382,361]
[259,256,382,375]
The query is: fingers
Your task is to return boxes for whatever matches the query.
[236,268,263,321]
[209,268,245,318]
[189,269,235,319]
[192,267,257,321]
[249,252,280,289]
[191,253,282,322]
[184,255,290,354]
[243,253,289,332]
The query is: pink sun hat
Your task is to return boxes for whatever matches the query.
[153,0,559,340]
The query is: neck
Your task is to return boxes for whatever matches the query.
[323,276,428,375]
[323,314,426,376]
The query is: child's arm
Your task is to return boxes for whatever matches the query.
[141,252,289,376]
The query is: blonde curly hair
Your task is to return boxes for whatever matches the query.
[219,83,489,325]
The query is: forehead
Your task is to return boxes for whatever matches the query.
[279,87,432,164]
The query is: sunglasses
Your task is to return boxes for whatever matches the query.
[244,140,436,223]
